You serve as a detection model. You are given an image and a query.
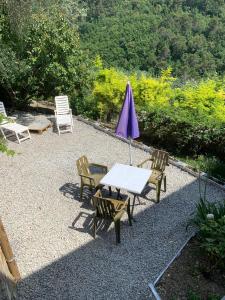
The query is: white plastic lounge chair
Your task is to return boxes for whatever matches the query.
[54,95,73,135]
[0,101,31,144]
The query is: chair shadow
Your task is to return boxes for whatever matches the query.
[69,211,111,239]
[59,182,93,209]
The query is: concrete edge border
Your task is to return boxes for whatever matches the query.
[76,115,225,192]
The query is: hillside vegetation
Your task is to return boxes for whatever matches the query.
[0,0,225,178]
[80,0,225,79]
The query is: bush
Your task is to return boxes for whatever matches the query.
[0,113,14,155]
[89,65,225,160]
[0,1,91,110]
[192,197,225,269]
[139,107,225,159]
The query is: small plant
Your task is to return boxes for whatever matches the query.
[191,196,225,269]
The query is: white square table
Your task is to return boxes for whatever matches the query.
[100,163,152,217]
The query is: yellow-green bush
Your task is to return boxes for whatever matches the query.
[92,67,128,121]
[91,66,225,124]
[92,66,177,121]
[90,65,225,159]
[173,79,225,122]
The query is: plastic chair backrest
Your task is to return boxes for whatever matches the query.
[55,96,70,115]
[0,102,7,117]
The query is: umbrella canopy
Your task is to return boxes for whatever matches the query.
[116,82,139,139]
[116,82,139,164]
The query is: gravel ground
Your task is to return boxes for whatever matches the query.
[0,115,224,300]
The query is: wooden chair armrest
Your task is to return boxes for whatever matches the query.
[110,198,130,211]
[80,174,95,185]
[89,163,108,172]
[137,158,152,168]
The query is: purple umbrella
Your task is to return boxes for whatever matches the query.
[116,82,140,165]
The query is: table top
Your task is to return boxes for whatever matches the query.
[100,163,152,194]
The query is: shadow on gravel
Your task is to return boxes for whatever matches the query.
[59,182,93,209]
[17,179,219,300]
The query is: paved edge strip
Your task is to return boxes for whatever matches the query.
[76,115,225,193]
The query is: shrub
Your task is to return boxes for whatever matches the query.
[0,1,91,110]
[0,113,14,155]
[191,197,225,269]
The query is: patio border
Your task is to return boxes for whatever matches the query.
[76,115,225,193]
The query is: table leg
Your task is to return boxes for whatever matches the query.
[116,188,122,200]
[131,195,137,222]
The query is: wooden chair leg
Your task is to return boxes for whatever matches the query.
[80,184,83,201]
[163,175,166,192]
[109,186,112,196]
[156,182,161,203]
[115,220,120,244]
[127,199,132,226]
[93,217,97,239]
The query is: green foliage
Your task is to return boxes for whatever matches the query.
[191,197,225,268]
[179,155,225,181]
[0,0,90,110]
[187,290,201,300]
[92,67,128,121]
[90,65,225,160]
[80,0,225,79]
[0,113,14,155]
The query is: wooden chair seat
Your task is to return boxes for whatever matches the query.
[149,169,163,185]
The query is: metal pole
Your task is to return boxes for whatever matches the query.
[129,137,132,165]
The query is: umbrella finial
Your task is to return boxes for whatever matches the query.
[127,80,130,85]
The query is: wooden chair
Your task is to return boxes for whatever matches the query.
[137,150,169,202]
[92,190,132,244]
[76,155,109,201]
[54,95,73,135]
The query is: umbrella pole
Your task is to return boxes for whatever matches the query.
[129,137,132,165]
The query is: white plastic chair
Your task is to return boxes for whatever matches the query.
[0,101,31,144]
[0,101,7,117]
[54,95,73,135]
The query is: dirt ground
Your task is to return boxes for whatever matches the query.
[157,237,225,300]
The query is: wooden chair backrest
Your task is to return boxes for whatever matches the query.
[55,96,70,115]
[93,191,115,220]
[0,102,7,117]
[151,150,169,172]
[76,156,90,176]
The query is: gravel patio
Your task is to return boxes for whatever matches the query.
[0,115,224,300]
